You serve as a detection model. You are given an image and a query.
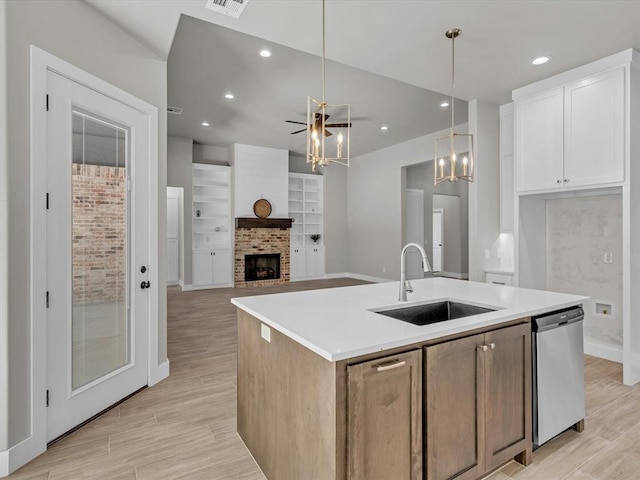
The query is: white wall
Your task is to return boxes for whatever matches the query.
[167,136,194,285]
[0,0,8,453]
[348,125,469,280]
[468,100,501,282]
[3,0,167,456]
[193,144,229,165]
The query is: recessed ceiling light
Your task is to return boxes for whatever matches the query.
[380,125,389,131]
[440,101,450,108]
[224,93,234,100]
[259,49,271,58]
[531,55,552,66]
[201,122,210,127]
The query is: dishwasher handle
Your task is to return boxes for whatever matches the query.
[532,306,584,333]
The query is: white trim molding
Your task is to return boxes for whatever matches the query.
[324,272,393,283]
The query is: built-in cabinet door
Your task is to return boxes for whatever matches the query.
[347,350,422,480]
[515,87,564,192]
[499,103,515,233]
[192,250,213,286]
[290,248,306,279]
[564,67,625,188]
[306,246,325,278]
[212,249,232,285]
[425,334,485,480]
[483,323,531,471]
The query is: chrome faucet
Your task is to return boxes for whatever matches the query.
[399,242,431,302]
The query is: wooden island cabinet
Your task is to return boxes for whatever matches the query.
[237,310,532,480]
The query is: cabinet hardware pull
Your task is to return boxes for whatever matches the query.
[489,343,496,349]
[564,178,570,182]
[493,281,506,285]
[479,345,488,352]
[375,360,406,372]
[556,179,562,183]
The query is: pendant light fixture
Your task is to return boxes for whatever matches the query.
[434,28,475,184]
[306,0,351,172]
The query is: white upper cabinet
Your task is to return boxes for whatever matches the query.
[515,87,564,192]
[514,66,625,194]
[564,68,625,188]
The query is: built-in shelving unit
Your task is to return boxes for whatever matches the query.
[289,173,325,279]
[192,163,232,288]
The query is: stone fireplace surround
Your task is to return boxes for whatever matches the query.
[234,218,292,288]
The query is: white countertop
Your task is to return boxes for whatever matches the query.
[231,278,588,362]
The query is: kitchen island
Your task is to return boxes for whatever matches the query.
[232,278,588,480]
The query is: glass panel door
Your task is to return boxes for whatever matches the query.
[71,110,129,391]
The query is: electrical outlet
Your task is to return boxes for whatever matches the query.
[485,249,490,260]
[604,252,613,264]
[261,323,271,343]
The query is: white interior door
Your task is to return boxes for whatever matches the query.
[433,209,444,272]
[46,70,149,442]
[405,189,425,280]
[166,187,181,285]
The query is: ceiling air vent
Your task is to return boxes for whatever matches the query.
[167,106,183,115]
[205,0,249,19]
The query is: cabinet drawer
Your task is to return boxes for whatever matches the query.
[485,273,513,286]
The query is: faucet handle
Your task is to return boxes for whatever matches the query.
[405,279,413,294]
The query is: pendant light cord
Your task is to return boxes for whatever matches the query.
[450,32,455,133]
[321,0,326,104]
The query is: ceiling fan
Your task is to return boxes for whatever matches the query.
[286,113,351,137]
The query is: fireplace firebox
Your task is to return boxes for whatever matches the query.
[245,254,281,282]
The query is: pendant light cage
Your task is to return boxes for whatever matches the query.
[434,27,475,184]
[306,0,351,173]
[306,97,351,172]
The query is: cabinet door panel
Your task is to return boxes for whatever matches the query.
[212,249,232,285]
[484,323,532,470]
[348,350,422,480]
[306,246,325,278]
[564,67,625,187]
[192,250,212,286]
[515,88,564,192]
[425,334,485,480]
[290,248,305,279]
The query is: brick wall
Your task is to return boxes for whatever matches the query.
[72,164,126,306]
[234,227,290,288]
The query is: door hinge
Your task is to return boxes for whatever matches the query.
[46,193,49,210]
[46,94,49,112]
[46,291,49,308]
[46,390,49,407]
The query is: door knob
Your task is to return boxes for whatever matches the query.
[140,280,150,289]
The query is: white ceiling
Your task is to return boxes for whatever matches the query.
[85,0,640,155]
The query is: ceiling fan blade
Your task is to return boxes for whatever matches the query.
[314,112,330,121]
[325,123,351,128]
[290,128,307,135]
[285,120,307,125]
[324,129,333,137]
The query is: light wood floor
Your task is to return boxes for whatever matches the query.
[8,278,640,480]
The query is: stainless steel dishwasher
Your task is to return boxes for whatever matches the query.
[532,306,585,448]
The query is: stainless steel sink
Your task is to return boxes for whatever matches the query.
[373,301,496,326]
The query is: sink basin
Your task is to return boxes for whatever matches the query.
[373,301,496,326]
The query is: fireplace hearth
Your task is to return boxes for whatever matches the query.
[245,254,281,282]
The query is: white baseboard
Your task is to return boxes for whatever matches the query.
[342,272,393,283]
[584,341,623,363]
[167,280,179,286]
[0,436,46,477]
[149,359,170,386]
